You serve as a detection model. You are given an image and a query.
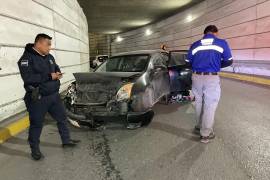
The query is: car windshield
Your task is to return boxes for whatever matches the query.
[95,55,150,72]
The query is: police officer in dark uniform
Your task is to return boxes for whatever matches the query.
[18,34,80,160]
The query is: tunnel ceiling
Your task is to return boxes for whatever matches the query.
[78,0,203,34]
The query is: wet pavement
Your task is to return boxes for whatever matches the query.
[0,78,269,180]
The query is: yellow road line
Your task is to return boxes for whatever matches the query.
[0,116,29,144]
[220,72,270,86]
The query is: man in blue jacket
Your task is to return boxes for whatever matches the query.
[18,34,80,160]
[186,25,233,143]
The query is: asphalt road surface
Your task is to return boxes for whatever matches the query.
[0,78,269,180]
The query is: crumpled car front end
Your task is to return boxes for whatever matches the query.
[64,72,152,128]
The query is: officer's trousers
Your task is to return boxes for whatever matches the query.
[24,92,70,149]
[192,74,221,137]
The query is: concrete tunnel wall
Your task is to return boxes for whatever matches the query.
[111,0,270,77]
[0,0,89,122]
[89,33,110,58]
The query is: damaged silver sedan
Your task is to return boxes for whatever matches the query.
[64,50,192,129]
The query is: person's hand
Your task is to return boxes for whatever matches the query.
[56,72,63,79]
[51,73,58,80]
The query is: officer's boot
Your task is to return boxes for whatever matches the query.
[62,139,81,148]
[30,146,44,161]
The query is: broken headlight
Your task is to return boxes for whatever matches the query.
[116,83,134,101]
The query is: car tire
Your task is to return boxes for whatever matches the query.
[141,110,155,126]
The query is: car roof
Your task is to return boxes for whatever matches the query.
[111,49,188,57]
[111,50,168,57]
[96,55,109,57]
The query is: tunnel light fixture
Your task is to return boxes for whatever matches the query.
[145,29,153,36]
[125,20,151,27]
[186,15,193,22]
[105,30,121,34]
[162,0,192,9]
[116,36,123,42]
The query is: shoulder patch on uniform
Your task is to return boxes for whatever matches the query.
[21,59,29,67]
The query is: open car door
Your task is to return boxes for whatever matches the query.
[168,50,192,95]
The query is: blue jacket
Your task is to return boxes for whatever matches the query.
[18,44,61,96]
[186,34,233,72]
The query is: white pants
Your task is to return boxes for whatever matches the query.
[192,74,221,137]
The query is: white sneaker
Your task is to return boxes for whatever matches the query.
[200,132,215,144]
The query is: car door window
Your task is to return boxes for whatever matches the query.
[168,52,187,67]
[152,54,167,67]
[161,53,169,66]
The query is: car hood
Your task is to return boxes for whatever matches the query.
[73,72,142,104]
[73,72,142,84]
